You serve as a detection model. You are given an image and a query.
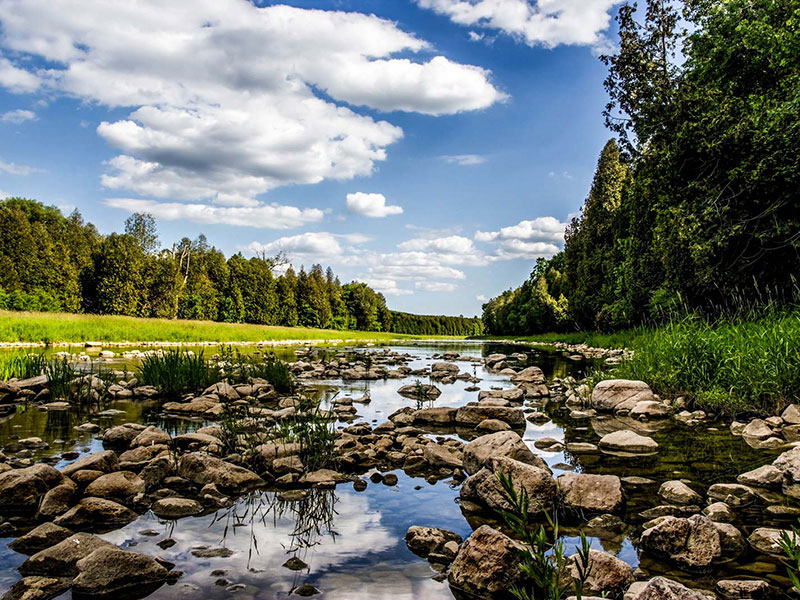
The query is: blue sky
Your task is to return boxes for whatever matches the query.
[0,0,620,316]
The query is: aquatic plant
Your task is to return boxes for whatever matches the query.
[0,352,47,380]
[269,396,338,472]
[780,525,800,592]
[44,357,115,406]
[495,472,592,600]
[218,346,295,394]
[138,349,221,394]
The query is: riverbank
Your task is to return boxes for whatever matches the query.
[481,307,800,415]
[0,311,435,346]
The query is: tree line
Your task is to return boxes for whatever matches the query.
[483,0,800,335]
[0,198,482,336]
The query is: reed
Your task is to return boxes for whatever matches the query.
[138,349,221,394]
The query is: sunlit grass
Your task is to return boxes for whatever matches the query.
[0,310,430,344]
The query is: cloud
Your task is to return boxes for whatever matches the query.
[0,159,38,175]
[416,281,458,292]
[475,216,566,244]
[104,198,323,229]
[346,192,403,218]
[397,235,487,265]
[439,154,486,166]
[359,277,413,296]
[0,190,8,199]
[1,108,35,124]
[493,238,561,259]
[476,294,488,302]
[0,53,39,92]
[415,0,620,48]
[0,1,505,210]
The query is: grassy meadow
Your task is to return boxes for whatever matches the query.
[0,310,428,344]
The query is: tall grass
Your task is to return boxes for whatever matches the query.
[0,310,425,344]
[604,306,800,414]
[0,353,47,380]
[218,347,295,394]
[138,350,222,394]
[44,357,115,406]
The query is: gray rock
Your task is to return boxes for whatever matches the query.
[54,497,137,531]
[455,404,525,428]
[715,579,771,599]
[659,481,702,505]
[557,473,624,514]
[1,576,71,600]
[591,380,654,412]
[461,456,556,515]
[566,549,633,597]
[84,471,145,503]
[19,533,116,577]
[178,452,264,493]
[405,526,462,558]
[152,497,204,519]
[447,525,523,596]
[61,450,119,477]
[639,515,721,570]
[707,483,756,506]
[0,464,63,514]
[598,430,659,454]
[462,431,547,475]
[628,577,710,600]
[748,527,795,555]
[72,546,168,596]
[8,522,73,555]
[737,464,783,488]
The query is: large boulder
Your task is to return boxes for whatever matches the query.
[405,526,462,558]
[566,549,634,597]
[557,473,624,514]
[715,579,771,599]
[773,446,800,498]
[455,404,525,428]
[202,381,240,401]
[737,465,783,488]
[598,430,659,454]
[8,522,73,555]
[659,481,702,505]
[54,497,137,531]
[639,515,721,570]
[72,546,169,596]
[412,407,458,425]
[152,497,204,519]
[628,577,710,600]
[461,456,556,514]
[38,479,78,519]
[462,431,547,475]
[61,450,119,478]
[84,471,145,503]
[448,525,523,596]
[706,483,756,507]
[591,380,654,412]
[511,366,545,384]
[19,533,116,577]
[130,426,171,448]
[748,527,795,555]
[1,576,72,600]
[423,443,462,469]
[178,452,264,493]
[0,464,63,514]
[101,424,147,450]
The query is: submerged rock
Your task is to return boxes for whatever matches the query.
[2,576,71,600]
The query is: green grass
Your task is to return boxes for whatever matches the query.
[0,310,431,344]
[138,350,222,394]
[607,307,800,414]
[478,328,641,349]
[218,347,295,394]
[0,352,48,379]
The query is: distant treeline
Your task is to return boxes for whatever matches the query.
[0,198,480,336]
[483,0,799,335]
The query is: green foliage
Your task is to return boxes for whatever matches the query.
[218,346,295,394]
[138,350,221,394]
[780,525,800,593]
[495,472,592,600]
[44,358,114,406]
[266,396,338,472]
[0,353,48,380]
[390,311,483,336]
[606,305,800,414]
[0,198,470,336]
[484,0,800,338]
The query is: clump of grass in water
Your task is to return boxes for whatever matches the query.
[44,357,115,406]
[495,472,592,600]
[272,396,338,472]
[0,353,48,380]
[218,347,295,394]
[780,524,800,592]
[138,349,221,395]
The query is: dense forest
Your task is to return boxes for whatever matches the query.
[0,198,482,336]
[483,0,799,335]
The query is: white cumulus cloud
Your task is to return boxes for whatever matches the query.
[1,108,35,124]
[104,198,323,230]
[415,0,620,48]
[0,159,38,176]
[416,281,458,292]
[346,193,403,218]
[475,216,566,244]
[0,1,505,212]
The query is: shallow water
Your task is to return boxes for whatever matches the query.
[0,341,794,598]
